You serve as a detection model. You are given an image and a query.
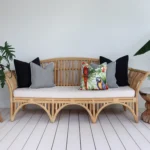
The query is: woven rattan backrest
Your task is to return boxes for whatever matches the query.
[40,57,99,86]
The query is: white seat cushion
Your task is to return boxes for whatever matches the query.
[14,86,135,98]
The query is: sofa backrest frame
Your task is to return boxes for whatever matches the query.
[40,57,99,86]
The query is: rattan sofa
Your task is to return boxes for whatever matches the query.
[5,57,149,123]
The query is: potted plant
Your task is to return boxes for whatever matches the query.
[0,42,15,88]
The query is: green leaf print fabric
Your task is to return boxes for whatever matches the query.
[80,62,108,90]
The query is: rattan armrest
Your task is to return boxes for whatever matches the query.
[128,68,149,97]
[5,71,17,98]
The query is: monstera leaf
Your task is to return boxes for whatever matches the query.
[134,40,150,56]
[0,42,15,88]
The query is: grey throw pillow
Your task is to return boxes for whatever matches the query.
[30,62,55,88]
[90,62,118,88]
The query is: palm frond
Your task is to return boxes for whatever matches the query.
[134,40,150,56]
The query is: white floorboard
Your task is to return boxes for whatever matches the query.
[67,110,80,150]
[79,111,95,150]
[52,111,69,150]
[99,111,125,150]
[22,111,49,150]
[124,110,150,143]
[105,109,140,150]
[9,110,43,150]
[37,114,60,150]
[0,111,34,150]
[89,112,110,150]
[113,109,150,150]
[0,111,25,141]
[0,108,150,150]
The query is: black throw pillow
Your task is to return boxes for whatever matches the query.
[14,57,40,88]
[100,55,129,86]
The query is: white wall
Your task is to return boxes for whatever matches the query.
[0,0,150,108]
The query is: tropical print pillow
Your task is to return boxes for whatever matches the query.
[80,62,108,90]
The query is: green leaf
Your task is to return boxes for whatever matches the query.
[0,41,15,88]
[134,40,150,56]
[0,56,3,62]
[2,41,15,60]
[0,70,5,88]
[0,71,5,87]
[1,82,5,88]
[0,64,5,71]
[0,70,5,77]
[0,46,4,51]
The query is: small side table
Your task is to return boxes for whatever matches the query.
[140,87,150,123]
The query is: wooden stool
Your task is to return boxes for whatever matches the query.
[140,87,150,123]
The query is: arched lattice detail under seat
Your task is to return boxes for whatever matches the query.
[11,98,138,123]
[5,57,149,123]
[10,102,53,122]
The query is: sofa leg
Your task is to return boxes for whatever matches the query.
[123,106,127,111]
[90,116,97,123]
[50,117,56,123]
[10,102,15,122]
[10,116,15,122]
[134,101,139,123]
[10,102,13,122]
[22,105,26,111]
[134,116,138,123]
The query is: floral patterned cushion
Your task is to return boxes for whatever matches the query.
[80,62,108,90]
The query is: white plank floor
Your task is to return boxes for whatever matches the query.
[0,108,150,150]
